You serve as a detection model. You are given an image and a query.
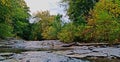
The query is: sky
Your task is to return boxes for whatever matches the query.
[24,0,63,15]
[24,0,69,23]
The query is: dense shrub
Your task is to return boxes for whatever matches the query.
[0,23,13,39]
[57,23,75,43]
[42,14,62,40]
[86,0,120,43]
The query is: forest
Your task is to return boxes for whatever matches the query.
[1,0,120,44]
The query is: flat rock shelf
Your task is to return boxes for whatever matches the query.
[0,40,120,62]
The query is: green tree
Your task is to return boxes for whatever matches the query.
[0,23,13,39]
[0,0,14,39]
[58,22,75,43]
[30,11,55,40]
[57,22,86,43]
[62,0,99,24]
[11,0,30,39]
[0,0,30,39]
[29,23,42,40]
[42,14,62,39]
[86,0,120,43]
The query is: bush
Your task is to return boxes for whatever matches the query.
[42,14,62,40]
[0,23,13,39]
[57,23,75,43]
[86,0,120,43]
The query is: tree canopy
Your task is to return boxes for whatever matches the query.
[0,0,30,39]
[1,0,120,44]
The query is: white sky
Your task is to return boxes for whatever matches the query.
[24,0,69,23]
[24,0,62,15]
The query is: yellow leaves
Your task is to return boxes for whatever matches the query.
[1,0,6,5]
[0,0,11,7]
[58,29,74,43]
[88,0,120,25]
[85,0,120,42]
[88,19,95,26]
[103,1,120,18]
[93,0,120,18]
[35,12,62,40]
[57,23,75,43]
[115,14,119,17]
[42,26,57,40]
[35,11,55,35]
[41,27,50,39]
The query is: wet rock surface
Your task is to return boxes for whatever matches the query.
[53,46,120,59]
[1,59,18,62]
[0,40,120,62]
[13,40,64,50]
[0,56,5,61]
[13,51,89,62]
[0,53,14,57]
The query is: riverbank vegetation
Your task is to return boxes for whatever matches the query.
[0,0,120,44]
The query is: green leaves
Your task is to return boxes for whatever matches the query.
[58,0,120,43]
[86,0,120,43]
[0,23,13,39]
[0,0,30,39]
[63,0,98,23]
[58,23,75,43]
[41,14,62,40]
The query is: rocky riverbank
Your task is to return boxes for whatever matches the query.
[0,40,120,62]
